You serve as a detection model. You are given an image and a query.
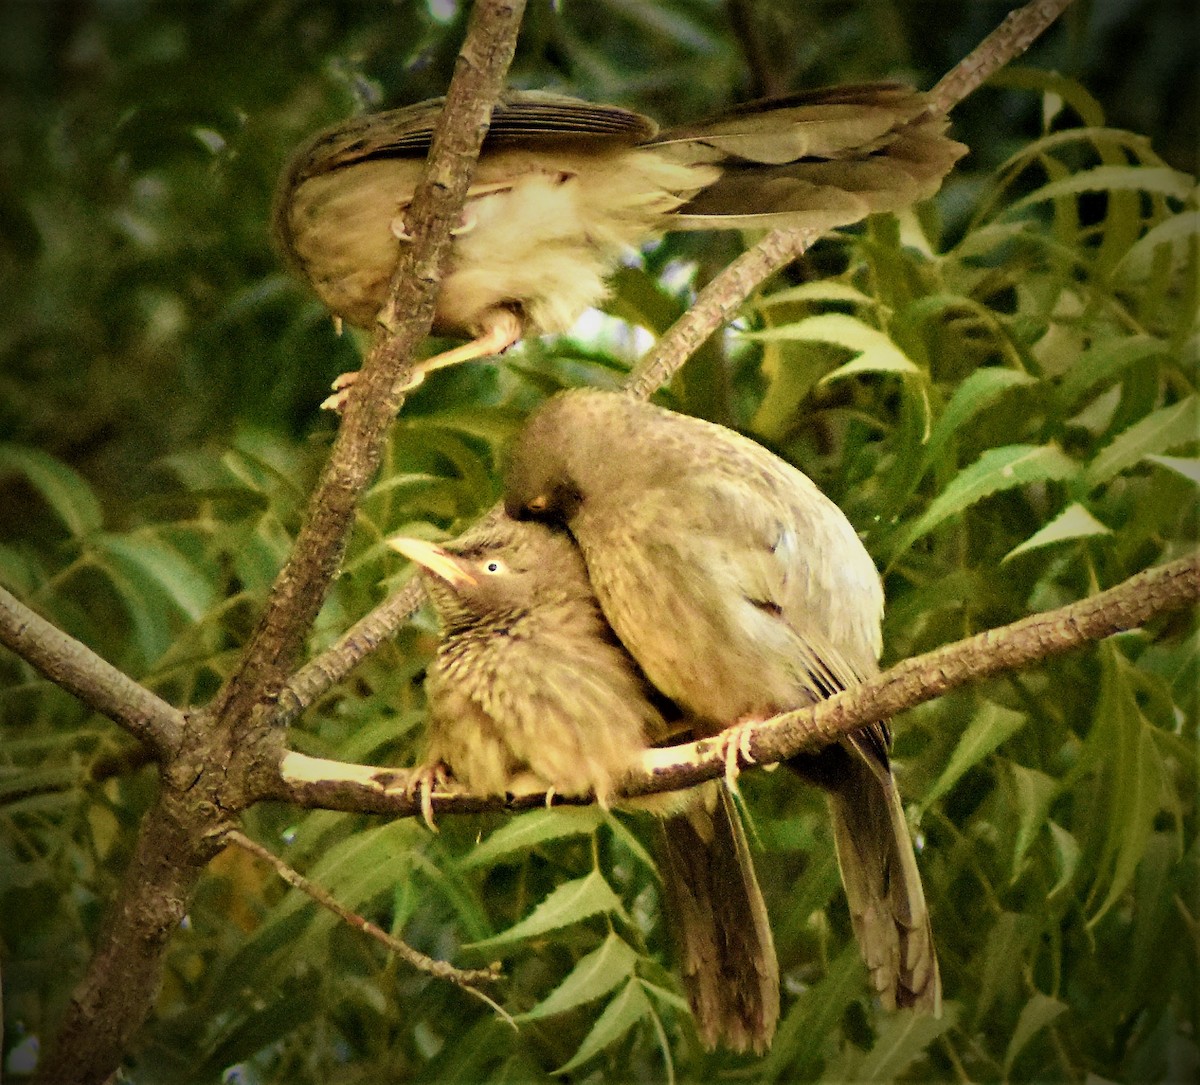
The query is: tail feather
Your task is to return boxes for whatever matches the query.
[827,755,941,1013]
[655,784,780,1052]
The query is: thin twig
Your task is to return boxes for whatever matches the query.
[0,584,184,759]
[224,829,507,1003]
[271,553,1199,817]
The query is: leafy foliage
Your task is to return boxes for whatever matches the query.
[1,2,1196,1083]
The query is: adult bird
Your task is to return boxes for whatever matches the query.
[388,514,780,1052]
[274,84,964,406]
[505,389,941,1013]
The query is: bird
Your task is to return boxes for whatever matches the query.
[388,513,780,1052]
[504,388,941,1014]
[274,83,965,406]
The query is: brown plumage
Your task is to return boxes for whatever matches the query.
[389,514,779,1051]
[505,389,941,1014]
[275,84,964,402]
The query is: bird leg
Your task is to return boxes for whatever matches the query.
[320,307,524,412]
[395,760,452,831]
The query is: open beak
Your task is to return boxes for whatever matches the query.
[387,536,477,588]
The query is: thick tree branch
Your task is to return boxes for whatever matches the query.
[34,787,224,1085]
[211,0,527,747]
[0,585,184,759]
[269,554,1198,817]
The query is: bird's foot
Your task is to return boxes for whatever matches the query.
[320,369,359,413]
[718,717,761,790]
[406,761,451,831]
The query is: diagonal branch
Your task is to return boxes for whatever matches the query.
[270,553,1199,817]
[211,0,528,745]
[0,584,184,758]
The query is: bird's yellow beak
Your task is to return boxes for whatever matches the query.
[387,536,478,587]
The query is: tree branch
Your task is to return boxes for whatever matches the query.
[0,584,184,759]
[211,0,528,747]
[928,0,1078,117]
[268,553,1198,817]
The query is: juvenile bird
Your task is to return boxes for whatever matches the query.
[275,84,964,403]
[388,514,780,1052]
[505,389,941,1013]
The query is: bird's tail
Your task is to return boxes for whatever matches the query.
[647,82,966,232]
[655,784,779,1053]
[822,750,941,1013]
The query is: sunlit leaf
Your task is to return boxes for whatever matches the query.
[922,367,1036,472]
[1145,455,1200,484]
[890,444,1077,561]
[1003,503,1112,561]
[1005,165,1194,214]
[1085,396,1198,488]
[466,870,626,951]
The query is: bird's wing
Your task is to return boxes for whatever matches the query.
[288,91,656,182]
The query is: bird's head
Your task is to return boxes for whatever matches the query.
[388,516,589,631]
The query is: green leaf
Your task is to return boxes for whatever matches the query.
[1047,821,1082,899]
[849,1003,960,1082]
[553,978,652,1074]
[89,533,215,621]
[1005,165,1195,214]
[1003,503,1112,561]
[753,281,878,309]
[0,444,103,537]
[1056,336,1172,417]
[1114,210,1200,280]
[458,807,605,871]
[516,933,638,1021]
[1085,650,1167,927]
[1004,993,1068,1074]
[922,367,1036,473]
[921,701,1029,809]
[466,869,626,951]
[891,444,1077,561]
[1145,455,1200,484]
[1085,397,1199,488]
[742,313,920,377]
[1008,762,1060,875]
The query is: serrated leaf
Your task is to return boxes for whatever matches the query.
[741,313,921,381]
[1086,397,1199,488]
[1145,455,1200,484]
[466,869,626,951]
[1008,762,1060,875]
[516,933,638,1021]
[459,807,605,871]
[1114,210,1200,280]
[1003,503,1112,561]
[850,1003,960,1082]
[553,979,652,1074]
[891,444,1077,561]
[1057,336,1172,416]
[1006,165,1194,214]
[921,702,1029,809]
[1004,993,1068,1074]
[0,444,103,537]
[922,367,1036,472]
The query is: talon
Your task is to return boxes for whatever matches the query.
[450,211,478,237]
[390,216,413,242]
[544,785,557,810]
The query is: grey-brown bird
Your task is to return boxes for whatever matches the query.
[504,389,941,1014]
[275,84,964,403]
[388,514,780,1052]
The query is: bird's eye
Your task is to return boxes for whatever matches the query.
[483,560,506,575]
